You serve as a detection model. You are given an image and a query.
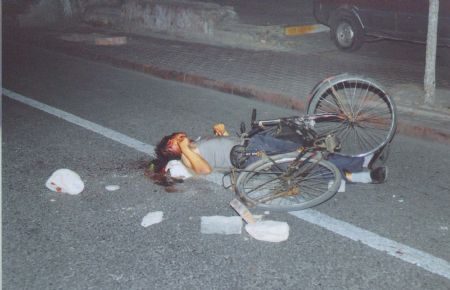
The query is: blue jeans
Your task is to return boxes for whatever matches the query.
[245,134,364,173]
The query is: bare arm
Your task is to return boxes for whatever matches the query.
[179,138,212,175]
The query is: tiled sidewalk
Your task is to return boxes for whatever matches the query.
[6,26,450,143]
[35,28,450,98]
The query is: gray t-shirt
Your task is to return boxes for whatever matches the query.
[196,137,241,169]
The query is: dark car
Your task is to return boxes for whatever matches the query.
[313,0,450,51]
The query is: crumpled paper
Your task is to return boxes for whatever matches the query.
[45,169,84,195]
[245,220,290,242]
[141,211,164,227]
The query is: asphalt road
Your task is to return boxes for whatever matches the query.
[3,42,450,289]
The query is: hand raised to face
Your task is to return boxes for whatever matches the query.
[178,135,190,148]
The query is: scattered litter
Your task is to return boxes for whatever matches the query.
[105,185,120,191]
[141,211,163,227]
[45,169,84,195]
[200,216,242,235]
[245,220,290,242]
[398,199,404,203]
[393,195,396,198]
[230,198,255,224]
[50,199,56,202]
[440,226,448,231]
[264,211,270,215]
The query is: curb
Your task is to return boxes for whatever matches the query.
[397,120,450,144]
[12,34,450,144]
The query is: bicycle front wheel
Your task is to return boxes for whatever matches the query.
[235,152,341,212]
[307,74,397,157]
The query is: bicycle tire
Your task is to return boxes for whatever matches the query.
[307,74,397,157]
[235,152,341,212]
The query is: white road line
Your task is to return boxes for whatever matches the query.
[4,88,450,281]
[3,88,154,155]
[290,210,450,280]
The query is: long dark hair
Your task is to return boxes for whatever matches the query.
[146,132,186,189]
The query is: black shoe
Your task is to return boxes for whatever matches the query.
[370,166,388,184]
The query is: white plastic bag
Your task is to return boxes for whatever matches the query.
[141,211,164,227]
[45,169,84,195]
[245,220,290,242]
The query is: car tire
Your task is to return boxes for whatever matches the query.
[330,11,364,52]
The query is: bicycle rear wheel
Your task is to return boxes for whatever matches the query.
[235,152,341,212]
[307,74,397,157]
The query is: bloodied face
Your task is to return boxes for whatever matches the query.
[166,132,187,156]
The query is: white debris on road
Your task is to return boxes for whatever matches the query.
[200,216,243,235]
[105,185,120,191]
[245,220,290,242]
[45,168,84,195]
[141,211,164,227]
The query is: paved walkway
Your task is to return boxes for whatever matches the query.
[5,24,450,143]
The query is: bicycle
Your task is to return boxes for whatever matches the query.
[229,73,397,212]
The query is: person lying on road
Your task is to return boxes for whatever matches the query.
[149,123,388,185]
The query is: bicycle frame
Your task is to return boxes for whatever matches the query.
[230,74,397,211]
[224,111,341,190]
[243,112,344,149]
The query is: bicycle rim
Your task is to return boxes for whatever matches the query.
[307,74,397,157]
[235,153,341,212]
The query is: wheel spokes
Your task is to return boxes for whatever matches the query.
[313,80,394,155]
[243,161,336,207]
